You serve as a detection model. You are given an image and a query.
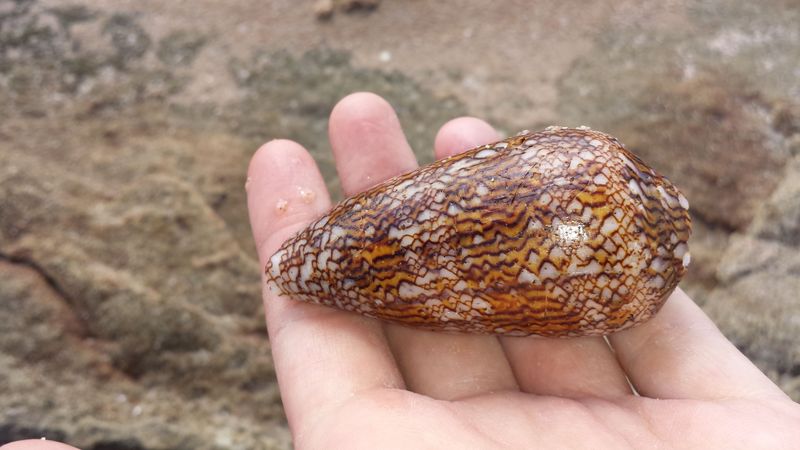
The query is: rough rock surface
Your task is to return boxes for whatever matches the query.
[1,0,799,448]
[704,153,800,398]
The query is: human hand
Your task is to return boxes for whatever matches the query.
[5,93,794,450]
[246,92,800,449]
[0,440,79,450]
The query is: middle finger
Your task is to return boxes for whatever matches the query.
[328,93,518,400]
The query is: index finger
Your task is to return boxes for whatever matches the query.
[247,140,404,437]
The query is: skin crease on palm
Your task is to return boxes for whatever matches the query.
[3,93,799,450]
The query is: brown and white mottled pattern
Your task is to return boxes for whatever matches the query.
[266,127,692,337]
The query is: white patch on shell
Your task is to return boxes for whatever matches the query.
[593,173,609,185]
[555,222,588,243]
[576,245,594,260]
[649,257,667,273]
[268,249,285,279]
[392,179,414,194]
[415,269,440,286]
[329,226,347,243]
[600,216,620,235]
[398,281,427,300]
[649,275,665,289]
[518,268,541,284]
[566,198,583,213]
[388,224,422,240]
[628,179,643,198]
[474,148,498,159]
[539,262,559,279]
[447,202,463,215]
[527,251,541,267]
[620,154,644,178]
[441,310,462,322]
[315,215,329,228]
[444,157,482,175]
[678,193,690,210]
[528,218,544,231]
[549,246,566,261]
[656,185,679,208]
[568,259,602,276]
[471,297,493,313]
[569,156,584,170]
[453,280,468,291]
[417,209,434,222]
[673,243,688,260]
[440,268,458,280]
[299,257,314,282]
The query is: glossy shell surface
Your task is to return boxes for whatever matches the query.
[266,127,691,337]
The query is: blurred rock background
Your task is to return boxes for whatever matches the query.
[0,0,798,448]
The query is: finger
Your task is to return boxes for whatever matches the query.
[0,441,80,450]
[610,288,788,400]
[434,116,500,159]
[501,336,632,398]
[249,141,331,264]
[406,117,518,399]
[385,328,518,400]
[247,140,404,438]
[331,102,518,399]
[329,91,418,194]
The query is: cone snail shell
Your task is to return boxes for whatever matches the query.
[266,127,691,337]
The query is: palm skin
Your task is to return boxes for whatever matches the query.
[302,386,799,448]
[244,92,800,449]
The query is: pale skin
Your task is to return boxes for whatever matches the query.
[3,92,799,450]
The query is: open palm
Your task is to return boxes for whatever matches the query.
[245,92,800,449]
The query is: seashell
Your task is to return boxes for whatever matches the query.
[266,127,691,337]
